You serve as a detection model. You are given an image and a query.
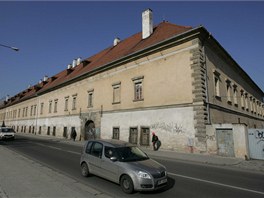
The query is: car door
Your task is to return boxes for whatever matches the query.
[100,146,119,183]
[88,142,103,176]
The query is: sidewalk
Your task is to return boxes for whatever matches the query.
[0,144,112,198]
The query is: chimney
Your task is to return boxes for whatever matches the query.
[43,75,48,82]
[113,37,121,46]
[76,57,82,65]
[142,9,153,39]
[72,59,77,68]
[67,64,72,69]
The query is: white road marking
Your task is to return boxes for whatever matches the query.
[169,172,264,195]
[34,143,80,155]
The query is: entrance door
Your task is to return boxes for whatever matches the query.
[216,129,235,157]
[85,120,95,140]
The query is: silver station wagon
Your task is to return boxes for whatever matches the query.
[80,139,167,194]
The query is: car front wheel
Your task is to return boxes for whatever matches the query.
[120,175,134,194]
[81,162,89,177]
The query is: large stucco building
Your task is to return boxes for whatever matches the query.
[1,9,264,158]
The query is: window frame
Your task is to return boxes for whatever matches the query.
[132,76,144,102]
[112,127,120,140]
[213,71,221,99]
[112,82,121,104]
[87,89,94,108]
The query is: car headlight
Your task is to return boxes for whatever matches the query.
[137,171,151,179]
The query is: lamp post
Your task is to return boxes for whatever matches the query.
[0,43,19,51]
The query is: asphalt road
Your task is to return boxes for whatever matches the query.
[3,135,264,198]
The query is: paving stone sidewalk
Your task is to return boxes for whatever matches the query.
[0,145,112,198]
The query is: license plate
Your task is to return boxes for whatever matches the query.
[157,178,167,185]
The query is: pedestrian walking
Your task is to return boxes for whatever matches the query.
[152,132,161,151]
[72,129,77,141]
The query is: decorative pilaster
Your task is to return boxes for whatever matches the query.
[190,39,208,152]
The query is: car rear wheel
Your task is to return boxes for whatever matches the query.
[120,175,134,194]
[81,162,89,177]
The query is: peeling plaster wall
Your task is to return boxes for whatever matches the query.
[101,106,196,152]
[206,123,249,159]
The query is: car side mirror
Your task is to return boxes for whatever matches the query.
[110,156,117,162]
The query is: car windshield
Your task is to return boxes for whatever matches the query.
[0,128,15,133]
[115,146,149,162]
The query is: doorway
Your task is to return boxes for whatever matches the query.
[216,128,235,157]
[84,120,95,140]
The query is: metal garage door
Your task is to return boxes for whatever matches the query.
[248,129,264,160]
[216,128,235,157]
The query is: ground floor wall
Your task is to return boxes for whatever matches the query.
[206,123,249,159]
[5,106,263,159]
[6,115,82,141]
[101,106,197,152]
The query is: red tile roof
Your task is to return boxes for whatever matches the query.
[2,22,193,107]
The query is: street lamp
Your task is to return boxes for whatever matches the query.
[0,43,19,51]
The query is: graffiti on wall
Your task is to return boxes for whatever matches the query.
[206,134,216,141]
[255,130,264,144]
[150,122,184,134]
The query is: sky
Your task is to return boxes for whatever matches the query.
[0,1,264,100]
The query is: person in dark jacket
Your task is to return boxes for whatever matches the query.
[152,132,161,151]
[72,129,77,141]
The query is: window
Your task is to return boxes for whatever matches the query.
[132,76,144,101]
[140,127,150,146]
[213,71,221,98]
[129,127,138,144]
[72,94,77,110]
[104,146,116,159]
[54,99,58,113]
[233,85,238,106]
[112,127,120,140]
[87,90,94,108]
[241,90,245,109]
[47,126,50,135]
[49,101,52,113]
[30,106,33,116]
[63,127,68,138]
[18,109,20,118]
[250,97,253,113]
[91,142,103,158]
[34,105,37,116]
[226,80,232,104]
[38,126,42,134]
[245,93,249,111]
[64,97,69,111]
[112,82,121,104]
[52,126,56,136]
[85,142,93,154]
[25,107,28,117]
[253,99,256,114]
[40,103,44,115]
